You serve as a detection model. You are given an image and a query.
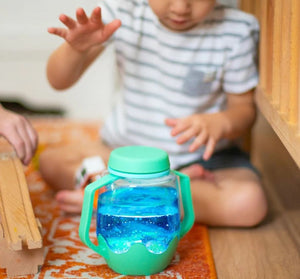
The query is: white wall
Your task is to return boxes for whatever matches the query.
[0,0,237,120]
[0,0,118,120]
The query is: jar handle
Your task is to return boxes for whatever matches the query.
[172,170,195,238]
[79,174,118,258]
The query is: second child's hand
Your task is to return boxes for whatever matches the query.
[48,7,121,52]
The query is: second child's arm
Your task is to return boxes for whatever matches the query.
[47,7,121,90]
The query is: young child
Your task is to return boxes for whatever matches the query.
[0,104,38,165]
[39,0,267,226]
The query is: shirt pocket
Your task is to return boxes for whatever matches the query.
[182,68,216,96]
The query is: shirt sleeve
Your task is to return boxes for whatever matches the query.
[223,15,259,94]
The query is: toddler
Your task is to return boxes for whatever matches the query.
[40,0,267,226]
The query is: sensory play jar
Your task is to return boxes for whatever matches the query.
[79,146,194,275]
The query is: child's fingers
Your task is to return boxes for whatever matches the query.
[17,118,38,165]
[165,118,177,127]
[48,27,68,39]
[170,120,191,137]
[76,7,88,25]
[102,19,122,41]
[202,138,216,160]
[24,122,38,156]
[90,7,102,25]
[8,128,26,164]
[16,125,33,165]
[59,14,76,29]
[176,127,197,144]
[189,130,208,152]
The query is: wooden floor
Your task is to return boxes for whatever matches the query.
[209,113,300,278]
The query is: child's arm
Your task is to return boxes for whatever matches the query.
[165,90,256,160]
[0,105,38,165]
[47,7,121,90]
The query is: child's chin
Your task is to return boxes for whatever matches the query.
[163,21,196,32]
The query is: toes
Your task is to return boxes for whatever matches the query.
[181,164,205,178]
[55,189,84,213]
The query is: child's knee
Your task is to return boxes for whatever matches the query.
[39,148,56,177]
[229,183,268,227]
[39,146,80,190]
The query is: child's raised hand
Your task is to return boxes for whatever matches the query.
[48,7,121,52]
[165,113,226,160]
[0,107,38,165]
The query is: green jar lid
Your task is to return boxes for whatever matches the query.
[108,146,170,175]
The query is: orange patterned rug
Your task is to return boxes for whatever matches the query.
[0,118,217,279]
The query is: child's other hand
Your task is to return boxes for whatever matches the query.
[48,7,121,53]
[165,113,225,160]
[0,107,38,165]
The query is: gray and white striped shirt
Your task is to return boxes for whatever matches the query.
[99,0,259,169]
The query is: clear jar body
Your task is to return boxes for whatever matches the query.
[96,173,181,254]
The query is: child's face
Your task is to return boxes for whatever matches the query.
[148,0,216,31]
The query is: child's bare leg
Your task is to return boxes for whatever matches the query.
[188,167,267,227]
[39,141,112,191]
[39,141,112,213]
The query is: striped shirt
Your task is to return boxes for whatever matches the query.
[99,0,259,169]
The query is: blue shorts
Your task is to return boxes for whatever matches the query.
[178,146,259,174]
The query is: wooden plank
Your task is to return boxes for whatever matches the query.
[256,88,300,169]
[254,0,260,21]
[210,220,300,279]
[239,0,255,14]
[259,0,268,93]
[13,156,43,248]
[0,221,44,277]
[271,0,282,108]
[299,6,300,135]
[266,0,275,99]
[0,138,14,154]
[0,139,42,250]
[289,0,300,125]
[279,1,291,118]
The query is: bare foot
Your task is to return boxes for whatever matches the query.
[180,164,214,181]
[55,189,84,214]
[55,164,213,213]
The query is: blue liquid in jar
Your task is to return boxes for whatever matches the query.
[96,186,180,254]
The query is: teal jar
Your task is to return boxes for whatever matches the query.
[79,146,194,275]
